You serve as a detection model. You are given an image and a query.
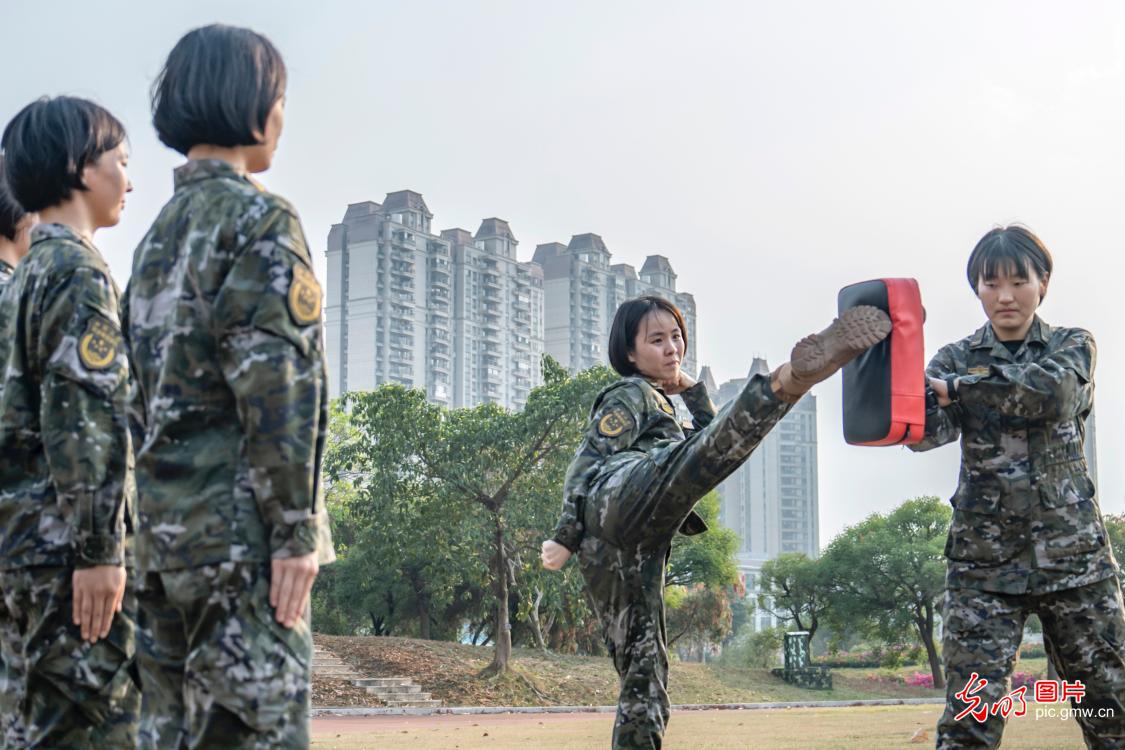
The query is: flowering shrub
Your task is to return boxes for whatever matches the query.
[904,672,935,688]
[813,644,923,669]
[1011,671,1041,691]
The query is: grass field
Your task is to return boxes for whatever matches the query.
[310,703,1088,749]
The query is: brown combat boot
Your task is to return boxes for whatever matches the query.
[772,305,892,403]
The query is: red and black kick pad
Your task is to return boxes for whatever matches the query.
[838,278,925,446]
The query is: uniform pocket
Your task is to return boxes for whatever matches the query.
[30,573,138,726]
[187,566,310,735]
[945,509,1014,564]
[1039,463,1096,509]
[1041,498,1106,561]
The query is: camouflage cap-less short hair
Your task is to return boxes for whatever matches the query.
[1,97,126,213]
[152,24,287,155]
[608,296,688,377]
[967,225,1053,295]
[0,155,28,241]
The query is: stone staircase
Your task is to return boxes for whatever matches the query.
[312,644,441,708]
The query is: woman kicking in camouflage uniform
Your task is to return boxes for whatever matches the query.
[541,294,891,749]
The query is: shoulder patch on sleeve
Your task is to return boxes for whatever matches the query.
[78,316,121,371]
[597,406,634,438]
[288,264,322,325]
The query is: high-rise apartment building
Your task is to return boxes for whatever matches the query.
[442,221,544,409]
[533,236,698,376]
[326,192,543,410]
[704,358,819,631]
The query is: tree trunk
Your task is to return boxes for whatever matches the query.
[468,620,486,645]
[528,587,547,652]
[917,603,945,690]
[484,515,512,675]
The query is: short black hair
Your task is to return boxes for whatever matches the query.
[608,296,688,377]
[0,155,28,241]
[152,24,287,155]
[1,97,126,213]
[966,225,1053,293]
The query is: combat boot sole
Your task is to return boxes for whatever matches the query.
[789,305,891,388]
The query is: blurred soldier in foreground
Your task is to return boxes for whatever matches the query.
[0,97,138,749]
[124,24,334,749]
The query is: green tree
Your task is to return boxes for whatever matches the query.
[410,358,616,674]
[666,585,734,658]
[318,394,488,639]
[821,496,950,689]
[757,552,830,644]
[667,491,740,589]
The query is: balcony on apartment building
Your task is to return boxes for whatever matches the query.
[391,256,414,273]
[430,357,450,374]
[481,272,501,289]
[391,230,415,247]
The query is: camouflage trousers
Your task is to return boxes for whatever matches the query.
[135,562,311,750]
[605,584,671,750]
[0,565,139,749]
[940,576,1125,749]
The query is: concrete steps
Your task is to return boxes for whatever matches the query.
[312,645,441,708]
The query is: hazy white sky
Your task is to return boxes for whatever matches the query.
[4,1,1123,547]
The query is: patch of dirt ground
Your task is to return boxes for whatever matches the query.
[312,635,943,709]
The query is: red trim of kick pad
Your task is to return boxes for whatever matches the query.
[867,277,925,445]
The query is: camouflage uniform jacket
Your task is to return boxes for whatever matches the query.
[123,159,334,571]
[0,224,131,569]
[0,258,13,287]
[551,378,716,553]
[910,317,1115,595]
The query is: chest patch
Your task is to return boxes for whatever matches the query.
[288,265,322,325]
[78,316,120,371]
[967,366,990,376]
[597,407,634,438]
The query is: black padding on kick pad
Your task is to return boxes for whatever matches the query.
[839,281,891,444]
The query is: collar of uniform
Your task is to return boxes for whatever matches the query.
[968,316,1050,359]
[174,159,254,190]
[30,222,95,252]
[1025,316,1051,346]
[0,258,12,275]
[969,323,994,350]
